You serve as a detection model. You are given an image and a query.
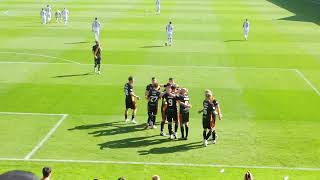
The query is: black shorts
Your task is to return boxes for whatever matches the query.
[94,56,101,65]
[167,110,178,123]
[148,105,158,115]
[125,98,136,109]
[180,112,189,123]
[202,119,212,129]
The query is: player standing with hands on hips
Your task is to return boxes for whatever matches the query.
[92,17,101,41]
[92,41,102,74]
[45,5,52,23]
[62,8,69,25]
[243,18,250,41]
[40,8,47,24]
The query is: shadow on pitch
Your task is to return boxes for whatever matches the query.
[68,121,146,137]
[138,142,203,155]
[98,135,168,149]
[53,72,93,78]
[64,41,91,44]
[140,45,164,48]
[224,39,244,42]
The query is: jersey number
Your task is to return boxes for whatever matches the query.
[168,99,173,106]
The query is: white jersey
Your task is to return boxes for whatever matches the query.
[92,20,101,31]
[166,24,173,34]
[46,7,51,16]
[62,9,69,18]
[156,0,160,5]
[40,10,46,17]
[243,21,250,30]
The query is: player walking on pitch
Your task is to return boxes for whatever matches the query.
[165,21,174,46]
[55,10,62,23]
[61,8,69,25]
[155,0,161,14]
[45,5,52,23]
[243,18,250,41]
[92,17,101,41]
[40,8,47,24]
[92,41,102,74]
[124,76,141,124]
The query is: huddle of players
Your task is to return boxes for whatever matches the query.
[124,76,223,146]
[40,5,69,25]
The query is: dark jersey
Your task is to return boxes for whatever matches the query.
[92,45,101,57]
[179,95,190,113]
[148,89,161,106]
[124,83,133,100]
[202,99,217,121]
[146,84,153,92]
[163,93,178,112]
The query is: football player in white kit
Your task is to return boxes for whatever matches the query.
[165,21,173,46]
[46,5,52,23]
[92,17,101,41]
[55,10,62,23]
[40,8,47,24]
[243,18,250,41]
[156,0,160,14]
[62,8,69,25]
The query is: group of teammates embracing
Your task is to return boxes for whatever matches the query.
[124,76,223,147]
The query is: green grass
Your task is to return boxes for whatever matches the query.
[0,0,320,179]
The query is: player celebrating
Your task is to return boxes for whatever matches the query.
[146,83,161,129]
[45,5,52,23]
[155,0,160,14]
[198,90,222,146]
[55,10,62,23]
[92,17,101,41]
[92,41,102,74]
[159,78,175,136]
[124,76,141,124]
[162,84,179,139]
[145,77,159,98]
[40,8,47,24]
[61,8,69,25]
[243,18,250,41]
[179,88,192,140]
[165,21,174,46]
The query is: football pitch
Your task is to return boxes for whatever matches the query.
[0,0,319,179]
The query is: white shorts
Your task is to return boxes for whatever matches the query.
[167,32,173,39]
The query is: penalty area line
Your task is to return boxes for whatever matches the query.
[294,69,320,96]
[0,158,319,171]
[24,114,68,160]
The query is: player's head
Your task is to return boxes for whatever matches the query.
[118,177,126,180]
[152,175,160,180]
[42,167,52,178]
[128,76,134,84]
[246,18,248,21]
[95,17,98,20]
[153,82,159,90]
[95,40,99,45]
[165,83,172,92]
[169,21,172,24]
[205,89,212,99]
[180,88,188,95]
[168,77,174,84]
[244,171,253,180]
[151,77,157,84]
[47,5,50,7]
[0,170,39,180]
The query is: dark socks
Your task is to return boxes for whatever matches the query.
[185,125,189,138]
[206,131,212,140]
[180,126,185,138]
[168,124,172,135]
[161,122,165,132]
[131,114,135,120]
[152,116,156,126]
[212,130,216,140]
[125,114,128,120]
[203,131,206,139]
[174,123,178,133]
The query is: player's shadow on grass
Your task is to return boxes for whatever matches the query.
[140,45,164,48]
[138,142,203,155]
[53,72,93,78]
[64,41,90,44]
[68,121,146,137]
[224,39,244,42]
[98,135,168,149]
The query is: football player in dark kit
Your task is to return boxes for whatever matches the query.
[161,84,179,140]
[178,88,192,140]
[92,40,102,74]
[159,78,175,136]
[198,90,222,147]
[146,83,161,129]
[124,76,141,124]
[145,77,160,128]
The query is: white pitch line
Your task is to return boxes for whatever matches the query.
[0,61,296,71]
[2,10,9,16]
[24,114,68,160]
[0,111,65,116]
[0,52,81,64]
[0,158,319,171]
[294,69,320,96]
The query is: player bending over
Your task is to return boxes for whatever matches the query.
[198,90,222,146]
[178,88,192,140]
[146,83,161,129]
[62,8,69,25]
[46,5,52,23]
[243,18,250,41]
[124,76,141,124]
[155,0,161,14]
[92,17,101,41]
[165,21,174,46]
[92,41,102,74]
[40,8,47,24]
[55,10,62,23]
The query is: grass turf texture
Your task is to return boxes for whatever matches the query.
[0,0,320,179]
